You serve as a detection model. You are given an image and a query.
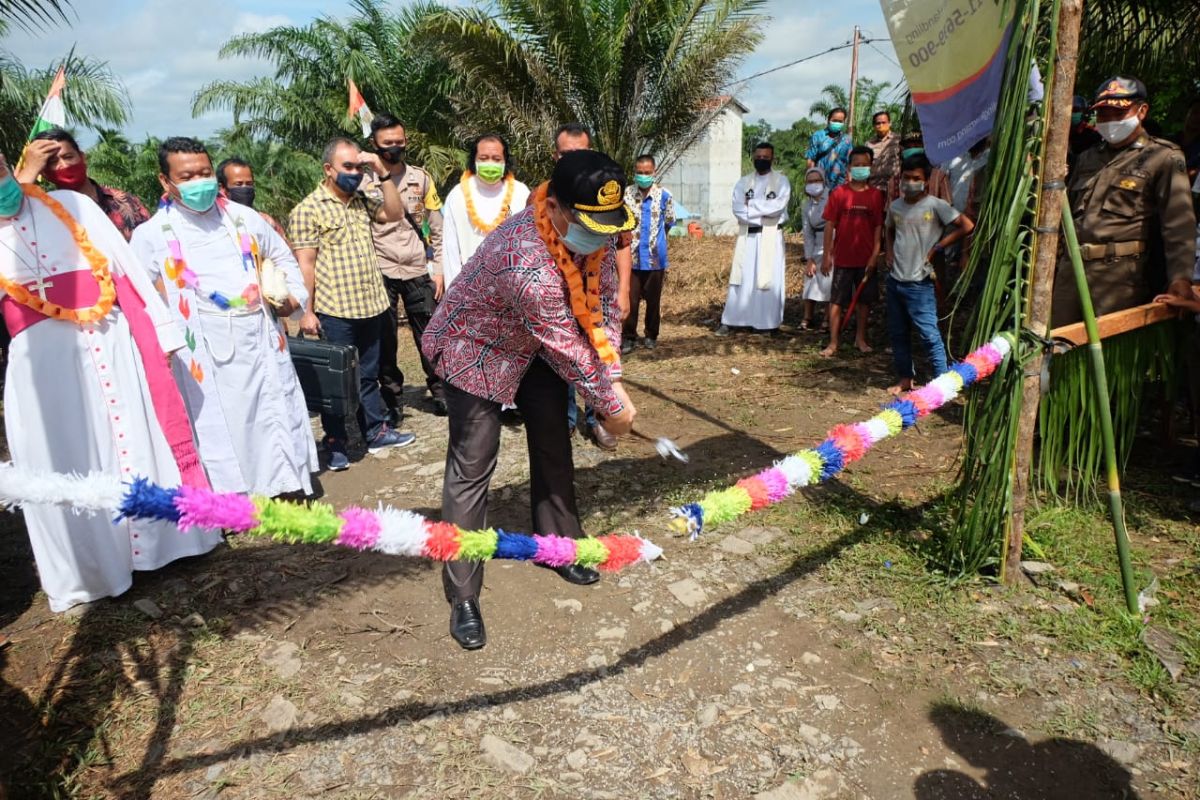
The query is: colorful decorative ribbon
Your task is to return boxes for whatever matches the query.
[669,334,1014,539]
[0,466,663,571]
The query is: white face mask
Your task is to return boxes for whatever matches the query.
[1096,115,1140,145]
[805,182,824,197]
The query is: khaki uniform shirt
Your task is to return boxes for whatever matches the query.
[364,164,444,280]
[1051,134,1197,326]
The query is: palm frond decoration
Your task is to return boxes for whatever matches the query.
[938,0,1057,575]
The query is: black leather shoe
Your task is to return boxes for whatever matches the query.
[546,563,601,585]
[432,397,448,416]
[450,599,486,650]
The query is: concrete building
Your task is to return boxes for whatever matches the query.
[659,95,747,236]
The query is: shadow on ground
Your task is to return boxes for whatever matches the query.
[915,702,1139,799]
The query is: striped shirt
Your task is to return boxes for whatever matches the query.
[288,182,389,319]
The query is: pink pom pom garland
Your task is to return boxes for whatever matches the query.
[669,334,1012,539]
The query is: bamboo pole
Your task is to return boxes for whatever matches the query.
[1059,206,1140,613]
[1004,0,1083,584]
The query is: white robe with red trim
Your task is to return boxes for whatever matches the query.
[0,191,222,612]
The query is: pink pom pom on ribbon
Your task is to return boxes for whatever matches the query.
[336,507,381,550]
[757,467,791,503]
[175,485,259,532]
[534,534,578,567]
[829,423,868,463]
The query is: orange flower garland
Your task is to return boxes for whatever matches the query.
[531,182,618,365]
[0,184,116,324]
[461,172,516,234]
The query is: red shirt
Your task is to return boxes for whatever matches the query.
[421,206,624,416]
[823,183,885,268]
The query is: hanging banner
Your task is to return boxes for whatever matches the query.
[879,0,1014,164]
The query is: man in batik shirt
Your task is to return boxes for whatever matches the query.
[422,150,638,651]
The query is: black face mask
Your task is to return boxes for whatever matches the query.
[378,145,406,164]
[753,158,772,174]
[226,185,256,208]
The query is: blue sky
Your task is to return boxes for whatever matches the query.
[4,0,905,143]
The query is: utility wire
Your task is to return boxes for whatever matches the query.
[719,38,884,88]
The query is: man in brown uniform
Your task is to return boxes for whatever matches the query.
[1051,77,1196,327]
[366,114,449,418]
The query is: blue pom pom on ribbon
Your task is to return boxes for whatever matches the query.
[951,362,978,386]
[116,477,182,523]
[885,399,919,428]
[814,440,846,480]
[209,292,232,310]
[494,529,540,560]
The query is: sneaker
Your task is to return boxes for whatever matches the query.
[621,339,635,356]
[327,448,350,472]
[368,428,417,453]
[642,338,657,350]
[715,324,732,337]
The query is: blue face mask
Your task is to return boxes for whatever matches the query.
[563,221,609,255]
[335,171,363,194]
[828,121,845,134]
[0,175,23,217]
[849,165,872,182]
[175,177,218,212]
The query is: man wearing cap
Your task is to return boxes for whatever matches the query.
[422,150,638,650]
[1050,76,1196,327]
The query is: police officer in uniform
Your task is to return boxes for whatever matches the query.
[366,113,449,419]
[1051,77,1196,327]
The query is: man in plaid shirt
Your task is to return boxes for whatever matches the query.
[290,137,417,470]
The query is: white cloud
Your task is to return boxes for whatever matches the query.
[1,0,315,143]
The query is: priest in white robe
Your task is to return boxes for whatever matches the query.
[131,137,317,497]
[442,134,531,287]
[0,154,220,612]
[716,142,791,335]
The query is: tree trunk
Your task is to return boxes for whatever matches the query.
[1006,0,1084,583]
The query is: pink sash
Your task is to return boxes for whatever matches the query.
[1,271,209,489]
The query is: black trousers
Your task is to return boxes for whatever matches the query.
[441,358,583,602]
[623,269,666,342]
[380,274,442,414]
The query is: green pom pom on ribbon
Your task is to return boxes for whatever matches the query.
[876,409,903,437]
[457,528,499,561]
[574,537,610,567]
[252,496,343,544]
[701,486,753,525]
[797,451,824,484]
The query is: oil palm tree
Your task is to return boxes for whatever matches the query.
[0,43,129,160]
[0,0,72,29]
[193,0,462,184]
[419,0,767,178]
